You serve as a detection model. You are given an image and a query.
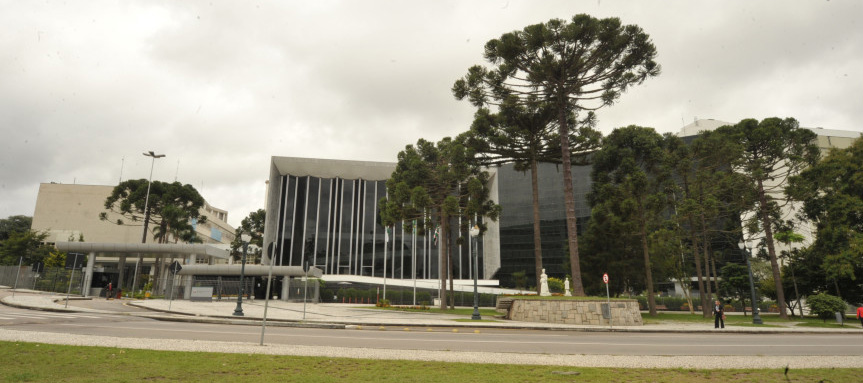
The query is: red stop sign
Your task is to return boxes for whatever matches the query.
[603,273,609,284]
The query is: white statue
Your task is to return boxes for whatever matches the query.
[540,268,551,296]
[564,277,572,296]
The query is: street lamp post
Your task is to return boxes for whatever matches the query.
[130,151,165,297]
[738,240,764,325]
[469,224,481,320]
[233,234,251,316]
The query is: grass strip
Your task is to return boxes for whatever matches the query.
[1,341,860,383]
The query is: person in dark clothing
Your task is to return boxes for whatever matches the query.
[106,282,113,300]
[713,300,725,329]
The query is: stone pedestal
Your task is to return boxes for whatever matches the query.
[498,298,643,326]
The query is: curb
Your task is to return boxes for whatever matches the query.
[122,302,863,334]
[5,294,861,334]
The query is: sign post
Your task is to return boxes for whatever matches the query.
[603,273,612,328]
[168,261,182,310]
[64,253,82,308]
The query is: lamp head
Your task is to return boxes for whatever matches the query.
[469,225,480,237]
[241,234,251,244]
[738,240,746,251]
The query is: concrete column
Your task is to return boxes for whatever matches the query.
[117,256,127,290]
[281,276,289,301]
[82,252,96,297]
[183,254,196,300]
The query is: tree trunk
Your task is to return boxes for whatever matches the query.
[790,266,803,317]
[448,215,455,310]
[710,247,720,299]
[688,218,709,317]
[638,201,657,316]
[703,246,713,305]
[530,158,544,294]
[557,99,584,296]
[757,178,788,319]
[439,209,448,310]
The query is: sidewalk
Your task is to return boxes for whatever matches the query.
[2,290,860,334]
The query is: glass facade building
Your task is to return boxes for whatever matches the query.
[494,162,593,286]
[264,157,489,282]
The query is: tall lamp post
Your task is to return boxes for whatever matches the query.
[737,240,764,325]
[233,234,251,316]
[131,151,165,297]
[469,224,481,320]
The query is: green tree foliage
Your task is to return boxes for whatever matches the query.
[715,117,819,319]
[379,137,500,309]
[588,126,671,315]
[666,130,751,317]
[0,215,32,241]
[231,209,266,263]
[0,230,51,266]
[101,179,208,292]
[453,14,659,296]
[806,293,847,322]
[719,263,754,316]
[774,229,806,316]
[788,137,863,303]
[458,98,600,292]
[101,179,208,244]
[43,249,67,268]
[579,200,646,297]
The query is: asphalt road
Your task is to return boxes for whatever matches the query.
[2,305,862,356]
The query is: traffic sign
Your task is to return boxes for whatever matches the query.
[169,261,183,274]
[602,273,609,284]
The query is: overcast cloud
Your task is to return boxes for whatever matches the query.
[1,0,861,227]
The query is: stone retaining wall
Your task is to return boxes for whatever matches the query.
[504,298,642,326]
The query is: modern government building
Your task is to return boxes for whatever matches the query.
[262,119,862,294]
[13,119,857,300]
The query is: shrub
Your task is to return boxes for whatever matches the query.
[547,277,565,294]
[376,299,391,308]
[807,293,847,322]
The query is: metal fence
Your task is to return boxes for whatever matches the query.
[185,276,255,301]
[0,265,85,295]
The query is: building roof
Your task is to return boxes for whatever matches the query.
[271,156,395,180]
[679,118,862,139]
[54,242,230,259]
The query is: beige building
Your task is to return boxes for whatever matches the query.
[31,183,235,248]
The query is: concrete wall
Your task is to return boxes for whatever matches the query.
[506,299,643,326]
[31,183,235,246]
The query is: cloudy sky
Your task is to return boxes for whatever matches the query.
[2,0,861,228]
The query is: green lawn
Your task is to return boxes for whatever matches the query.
[1,341,860,383]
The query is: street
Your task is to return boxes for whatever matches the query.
[2,304,861,356]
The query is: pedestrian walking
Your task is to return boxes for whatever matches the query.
[857,305,863,328]
[713,300,725,329]
[106,282,113,300]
